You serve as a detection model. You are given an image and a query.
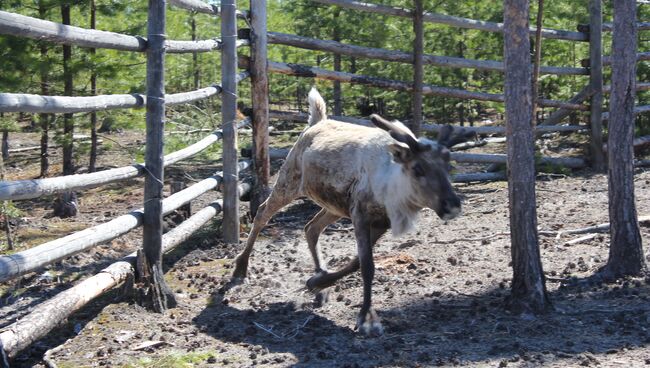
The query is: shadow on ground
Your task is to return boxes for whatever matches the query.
[194,282,650,367]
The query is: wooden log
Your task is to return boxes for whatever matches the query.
[603,135,650,154]
[0,10,145,51]
[582,52,650,67]
[452,171,506,183]
[267,32,588,76]
[602,105,650,121]
[221,0,239,244]
[141,0,174,313]
[450,152,587,168]
[589,0,605,171]
[555,215,650,238]
[168,0,249,18]
[167,128,213,135]
[311,0,587,41]
[423,123,589,135]
[7,137,102,154]
[540,85,593,126]
[0,160,251,283]
[0,119,250,201]
[249,0,271,216]
[0,72,250,114]
[266,111,589,135]
[579,22,650,32]
[0,182,252,359]
[0,10,247,54]
[252,59,588,111]
[166,38,249,54]
[603,82,650,93]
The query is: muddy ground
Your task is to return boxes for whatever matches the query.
[2,128,650,367]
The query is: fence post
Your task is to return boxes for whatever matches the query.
[221,0,240,244]
[412,0,424,136]
[589,0,605,171]
[139,0,176,312]
[249,0,270,216]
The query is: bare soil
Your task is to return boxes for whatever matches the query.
[3,129,650,367]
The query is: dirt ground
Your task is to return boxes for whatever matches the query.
[3,128,650,367]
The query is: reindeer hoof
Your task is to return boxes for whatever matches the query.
[313,290,330,308]
[221,276,246,293]
[306,270,329,293]
[356,310,383,337]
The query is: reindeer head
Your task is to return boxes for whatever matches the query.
[370,114,461,220]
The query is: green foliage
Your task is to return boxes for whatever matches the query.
[0,0,648,149]
[121,350,218,368]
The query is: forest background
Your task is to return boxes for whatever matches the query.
[0,0,649,165]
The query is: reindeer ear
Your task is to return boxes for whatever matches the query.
[388,142,413,164]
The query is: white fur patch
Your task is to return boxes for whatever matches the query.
[370,161,421,237]
[308,88,327,126]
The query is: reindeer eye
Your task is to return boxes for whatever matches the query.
[413,163,425,177]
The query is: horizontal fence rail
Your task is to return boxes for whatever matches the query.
[602,105,650,121]
[581,52,650,67]
[311,0,588,41]
[254,59,589,111]
[267,111,590,135]
[578,21,650,32]
[0,161,252,283]
[268,32,587,76]
[0,71,249,114]
[0,182,251,359]
[168,0,249,18]
[0,118,251,201]
[166,38,249,53]
[0,11,249,53]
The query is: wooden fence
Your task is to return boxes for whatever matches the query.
[0,0,256,361]
[0,0,649,363]
[249,0,649,179]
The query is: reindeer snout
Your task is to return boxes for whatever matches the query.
[441,196,461,221]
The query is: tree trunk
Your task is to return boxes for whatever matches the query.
[600,0,645,279]
[249,0,271,216]
[503,0,550,314]
[412,0,424,135]
[191,12,200,90]
[61,4,74,176]
[531,0,544,120]
[57,3,78,218]
[1,131,8,161]
[589,0,605,170]
[0,152,12,251]
[332,9,342,116]
[88,0,98,172]
[39,1,50,178]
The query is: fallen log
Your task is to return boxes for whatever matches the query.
[452,172,506,183]
[555,215,650,239]
[0,161,251,283]
[8,139,103,154]
[0,183,251,360]
[603,135,650,154]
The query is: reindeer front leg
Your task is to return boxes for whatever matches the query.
[353,212,383,337]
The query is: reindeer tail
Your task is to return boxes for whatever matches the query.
[308,87,327,126]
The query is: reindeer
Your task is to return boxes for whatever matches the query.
[229,88,461,336]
